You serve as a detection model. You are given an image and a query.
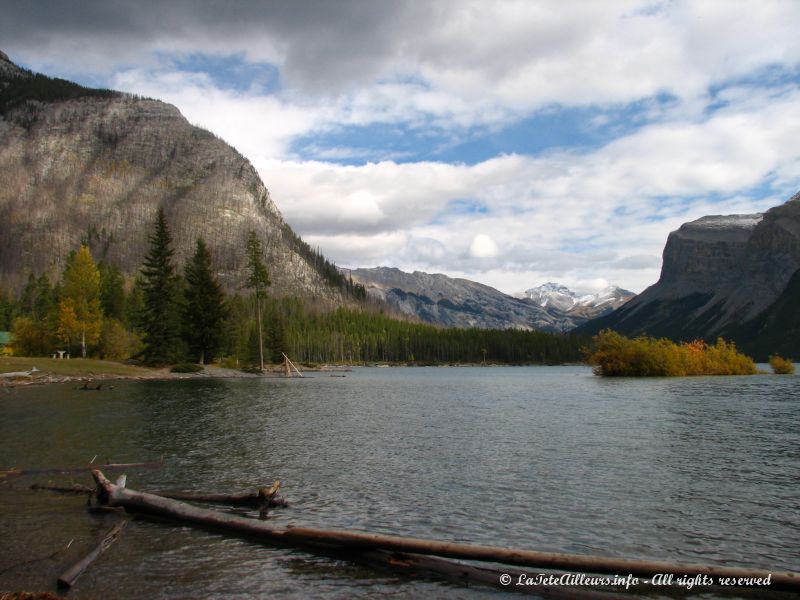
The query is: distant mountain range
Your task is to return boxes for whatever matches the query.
[348,267,633,332]
[577,192,800,359]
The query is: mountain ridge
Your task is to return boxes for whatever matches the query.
[349,267,632,332]
[0,51,356,303]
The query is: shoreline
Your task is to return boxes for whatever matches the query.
[0,356,357,388]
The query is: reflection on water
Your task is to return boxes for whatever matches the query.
[0,367,798,598]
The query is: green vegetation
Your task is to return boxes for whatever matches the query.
[0,72,119,123]
[139,208,183,365]
[769,354,795,375]
[0,356,152,377]
[224,299,584,365]
[586,329,757,377]
[57,245,102,358]
[3,209,584,369]
[182,238,227,364]
[244,231,271,370]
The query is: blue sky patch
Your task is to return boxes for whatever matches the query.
[427,198,490,225]
[290,94,683,166]
[165,52,281,94]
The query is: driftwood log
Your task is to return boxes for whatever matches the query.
[155,483,288,508]
[353,550,626,598]
[57,519,128,588]
[91,470,798,593]
[29,483,288,508]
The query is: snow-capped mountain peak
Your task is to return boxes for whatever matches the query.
[522,282,578,312]
[523,283,634,313]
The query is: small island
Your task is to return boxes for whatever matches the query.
[586,329,758,377]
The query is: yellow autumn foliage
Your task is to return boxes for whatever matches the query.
[586,330,756,377]
[769,354,795,375]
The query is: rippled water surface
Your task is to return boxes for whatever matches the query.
[1,366,798,598]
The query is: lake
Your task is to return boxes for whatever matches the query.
[1,366,798,598]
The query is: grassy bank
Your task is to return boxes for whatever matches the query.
[0,356,156,378]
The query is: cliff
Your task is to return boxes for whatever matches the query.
[0,51,347,301]
[578,192,800,358]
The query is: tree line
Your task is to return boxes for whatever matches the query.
[0,209,586,367]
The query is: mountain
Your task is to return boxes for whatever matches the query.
[521,282,634,319]
[577,192,800,359]
[0,51,354,301]
[349,267,556,330]
[348,267,631,332]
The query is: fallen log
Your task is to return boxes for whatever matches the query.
[353,550,625,598]
[155,486,288,508]
[57,519,127,588]
[91,470,799,592]
[29,481,288,508]
[28,482,287,507]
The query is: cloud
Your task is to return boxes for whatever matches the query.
[469,234,499,258]
[2,1,799,296]
[5,1,800,121]
[256,83,800,293]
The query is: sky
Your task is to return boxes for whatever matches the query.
[2,0,800,295]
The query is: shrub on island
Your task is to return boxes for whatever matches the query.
[586,330,756,377]
[769,354,795,375]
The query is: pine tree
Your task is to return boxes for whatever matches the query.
[140,208,182,365]
[99,263,125,320]
[182,238,227,364]
[265,302,287,363]
[0,287,13,330]
[244,231,270,371]
[57,245,102,358]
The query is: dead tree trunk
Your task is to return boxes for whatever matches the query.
[90,470,799,592]
[57,519,128,588]
[155,486,288,508]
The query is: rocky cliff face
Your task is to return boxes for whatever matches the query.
[578,192,800,358]
[0,52,343,301]
[349,267,629,332]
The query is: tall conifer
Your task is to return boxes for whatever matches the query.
[182,238,227,364]
[140,208,181,365]
[244,231,270,370]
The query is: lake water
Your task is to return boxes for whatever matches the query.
[0,366,798,598]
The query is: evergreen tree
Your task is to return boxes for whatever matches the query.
[244,231,270,370]
[0,287,14,330]
[265,302,288,363]
[12,273,57,355]
[140,208,182,365]
[20,272,56,321]
[57,245,102,358]
[99,263,125,320]
[124,277,145,331]
[182,238,227,364]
